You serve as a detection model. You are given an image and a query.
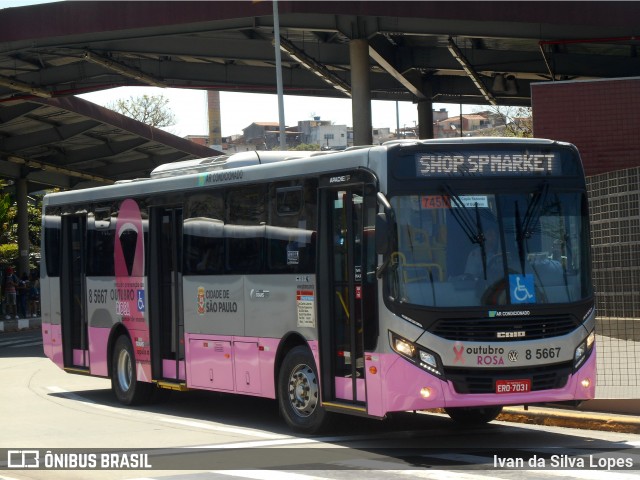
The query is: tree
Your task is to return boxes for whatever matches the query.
[0,182,15,271]
[0,182,42,270]
[107,94,176,128]
[291,143,321,151]
[0,180,13,246]
[0,184,9,219]
[474,106,533,138]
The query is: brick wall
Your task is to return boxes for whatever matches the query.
[532,78,640,398]
[532,78,640,176]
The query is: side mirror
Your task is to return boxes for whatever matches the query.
[375,212,391,255]
[374,192,395,279]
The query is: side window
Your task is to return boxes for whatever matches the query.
[227,186,267,273]
[183,192,225,275]
[114,199,147,278]
[267,179,317,273]
[119,227,138,277]
[276,187,303,216]
[44,212,61,278]
[87,207,115,276]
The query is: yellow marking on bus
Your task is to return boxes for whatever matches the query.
[63,367,92,376]
[154,380,189,391]
[322,401,367,413]
[335,291,350,319]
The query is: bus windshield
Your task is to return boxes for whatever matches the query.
[387,188,592,308]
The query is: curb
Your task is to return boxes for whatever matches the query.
[0,317,42,333]
[500,406,640,434]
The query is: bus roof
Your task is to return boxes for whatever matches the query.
[43,138,576,207]
[42,146,380,206]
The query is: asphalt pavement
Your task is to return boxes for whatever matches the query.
[1,316,638,434]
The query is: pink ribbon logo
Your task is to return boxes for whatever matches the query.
[453,342,465,364]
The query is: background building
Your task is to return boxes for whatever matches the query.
[298,117,348,149]
[242,122,283,150]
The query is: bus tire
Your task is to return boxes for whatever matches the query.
[111,335,154,405]
[277,345,328,434]
[444,406,503,425]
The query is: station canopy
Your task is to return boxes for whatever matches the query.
[0,96,215,191]
[0,1,638,189]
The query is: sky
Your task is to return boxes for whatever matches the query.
[77,87,470,138]
[1,0,474,139]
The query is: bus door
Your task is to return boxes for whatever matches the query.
[60,214,89,370]
[319,183,376,410]
[149,207,185,383]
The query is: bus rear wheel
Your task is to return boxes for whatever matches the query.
[278,346,328,434]
[445,406,503,425]
[111,335,154,405]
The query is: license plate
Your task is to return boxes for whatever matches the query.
[496,379,531,394]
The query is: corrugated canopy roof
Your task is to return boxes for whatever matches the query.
[0,1,638,190]
[0,96,215,191]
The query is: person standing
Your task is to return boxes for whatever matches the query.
[4,267,19,320]
[28,271,40,318]
[17,272,29,319]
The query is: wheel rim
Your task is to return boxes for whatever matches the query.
[287,363,318,417]
[117,347,133,392]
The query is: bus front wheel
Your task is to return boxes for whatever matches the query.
[111,335,154,405]
[277,346,328,434]
[445,406,503,425]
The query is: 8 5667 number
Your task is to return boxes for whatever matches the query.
[525,347,561,360]
[88,289,108,304]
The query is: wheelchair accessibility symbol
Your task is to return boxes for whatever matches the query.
[137,289,145,312]
[509,274,535,304]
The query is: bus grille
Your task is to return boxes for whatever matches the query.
[444,363,572,394]
[430,315,579,342]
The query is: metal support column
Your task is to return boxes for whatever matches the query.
[273,0,287,150]
[349,39,372,146]
[417,100,434,139]
[417,80,434,139]
[16,177,29,276]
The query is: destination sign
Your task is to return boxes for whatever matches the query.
[415,152,560,177]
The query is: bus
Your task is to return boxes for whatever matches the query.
[40,138,595,433]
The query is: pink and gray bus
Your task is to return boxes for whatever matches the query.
[41,138,595,433]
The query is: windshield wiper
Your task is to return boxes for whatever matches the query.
[521,182,549,237]
[555,197,573,299]
[515,181,550,272]
[475,204,488,279]
[444,184,488,279]
[515,203,526,273]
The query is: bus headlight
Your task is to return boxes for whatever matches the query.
[574,330,595,370]
[419,350,438,369]
[390,332,443,378]
[574,343,586,366]
[393,337,415,357]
